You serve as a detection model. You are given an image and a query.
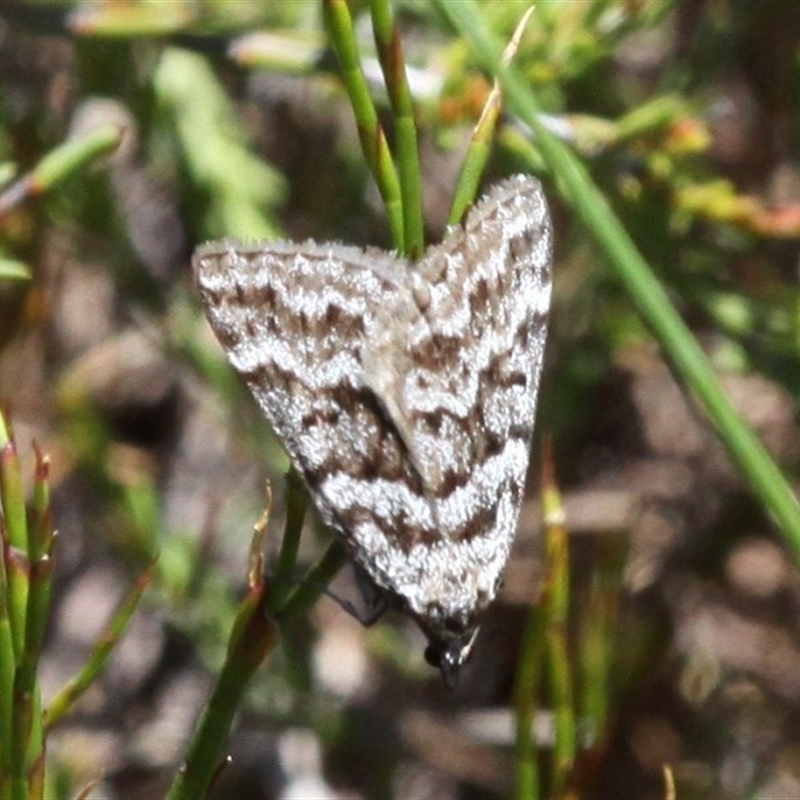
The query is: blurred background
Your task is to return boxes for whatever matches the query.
[1,1,800,798]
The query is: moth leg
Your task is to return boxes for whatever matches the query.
[352,564,391,626]
[286,563,389,626]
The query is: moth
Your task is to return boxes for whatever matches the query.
[193,174,552,686]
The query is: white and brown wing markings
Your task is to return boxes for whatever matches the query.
[195,244,440,543]
[194,177,551,550]
[194,241,423,484]
[376,175,552,546]
[193,175,552,661]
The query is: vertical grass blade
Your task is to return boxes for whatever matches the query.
[165,564,280,800]
[45,563,155,730]
[268,470,306,610]
[369,0,424,257]
[449,6,534,225]
[0,416,16,790]
[0,430,27,661]
[323,0,405,251]
[513,598,545,800]
[541,459,575,792]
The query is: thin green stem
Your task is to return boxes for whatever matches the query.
[540,445,575,793]
[0,438,27,660]
[450,7,534,225]
[266,469,307,612]
[323,0,405,251]
[23,450,54,704]
[369,0,424,257]
[272,538,349,624]
[0,611,12,795]
[0,414,18,793]
[0,125,121,220]
[45,563,155,730]
[547,628,576,790]
[164,581,279,800]
[0,260,31,282]
[580,571,614,746]
[513,603,545,800]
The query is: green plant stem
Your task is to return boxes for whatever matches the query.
[323,0,405,250]
[24,450,54,685]
[45,563,155,730]
[580,571,614,745]
[449,103,497,225]
[438,0,800,558]
[546,531,575,790]
[165,512,345,800]
[0,416,17,793]
[268,470,307,611]
[513,602,545,800]
[450,7,533,225]
[369,0,424,257]
[11,653,40,799]
[0,439,27,661]
[0,124,122,220]
[272,538,349,623]
[539,445,576,793]
[0,610,12,794]
[0,260,31,282]
[165,579,280,800]
[15,541,52,797]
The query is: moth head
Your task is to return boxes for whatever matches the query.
[421,620,480,689]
